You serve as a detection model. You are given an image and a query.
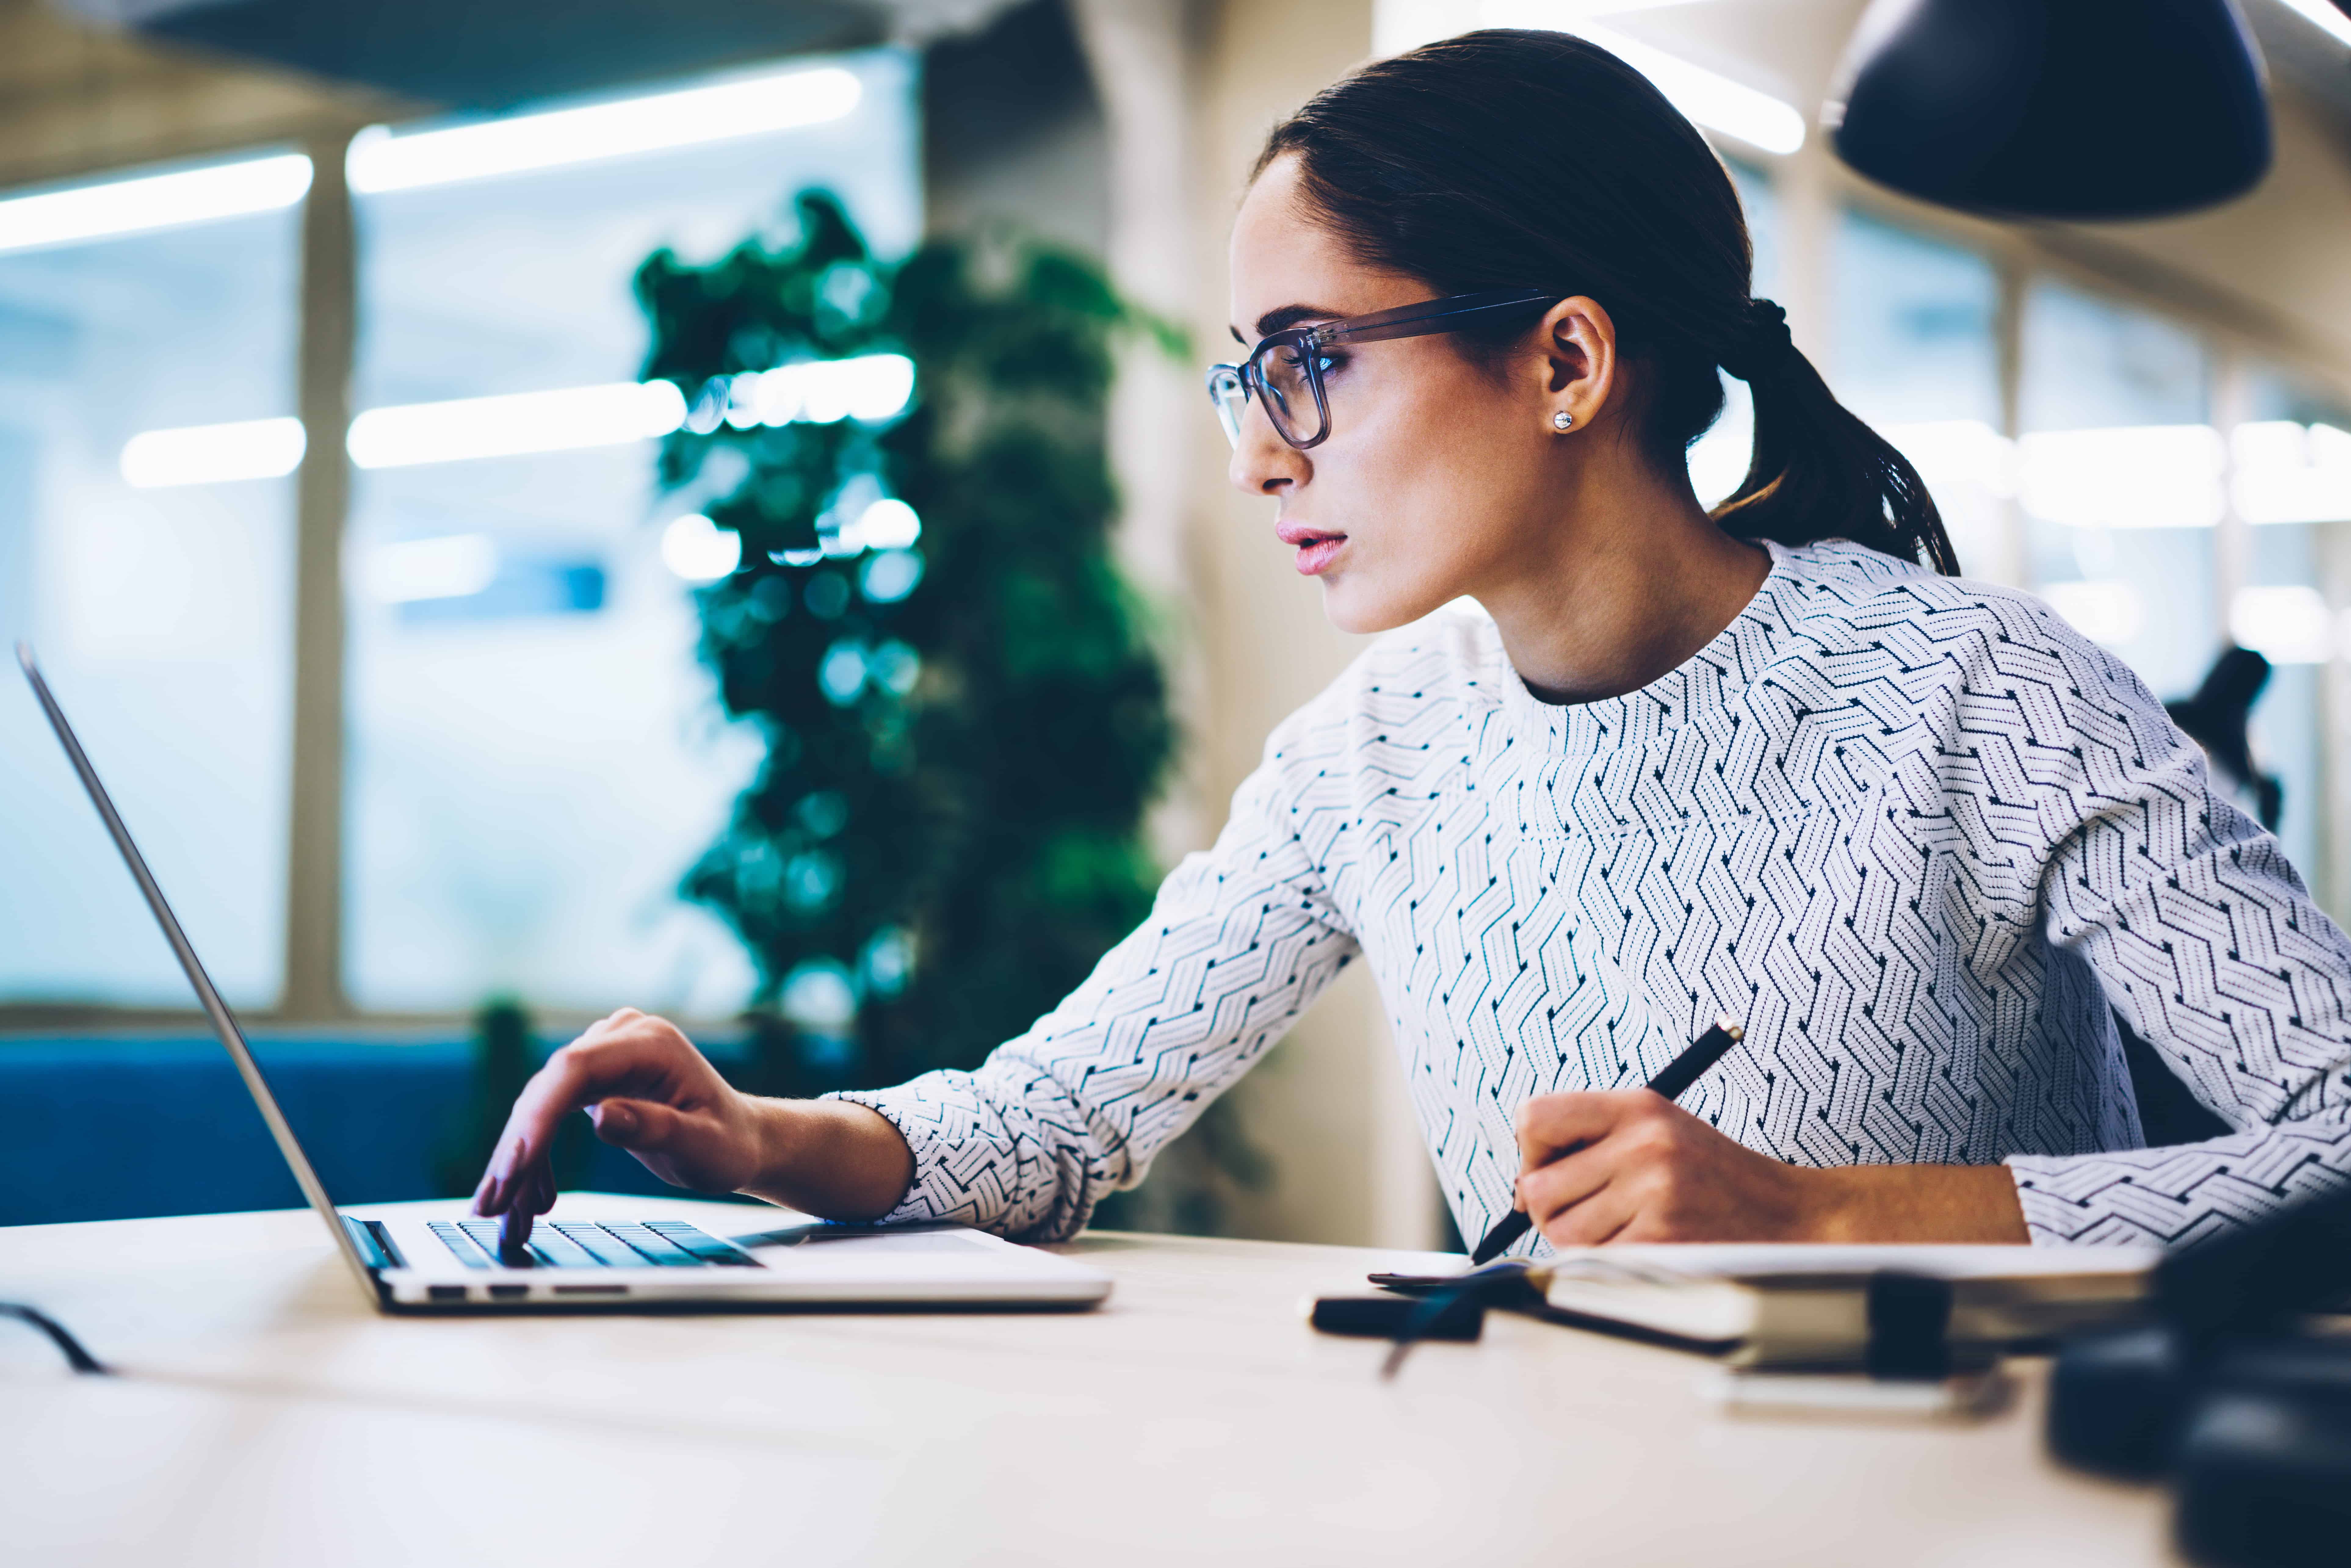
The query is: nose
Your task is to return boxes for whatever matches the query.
[1226,403,1306,500]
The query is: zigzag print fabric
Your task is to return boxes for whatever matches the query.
[834,541,2351,1249]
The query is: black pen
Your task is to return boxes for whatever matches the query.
[1470,1014,1746,1266]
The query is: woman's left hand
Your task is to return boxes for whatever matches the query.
[1511,1090,2030,1245]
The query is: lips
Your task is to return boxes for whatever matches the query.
[1275,521,1347,577]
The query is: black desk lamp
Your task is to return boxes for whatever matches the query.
[1825,0,2273,220]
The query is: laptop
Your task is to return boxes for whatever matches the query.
[16,642,1111,1313]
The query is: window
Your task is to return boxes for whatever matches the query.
[2019,280,2218,702]
[0,154,304,1007]
[341,52,921,1014]
[2230,367,2351,893]
[1830,208,2006,580]
[0,56,924,1021]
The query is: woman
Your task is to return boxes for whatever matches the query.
[474,31,2351,1254]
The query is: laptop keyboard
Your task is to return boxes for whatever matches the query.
[429,1218,758,1270]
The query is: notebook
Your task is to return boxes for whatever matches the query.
[1375,1243,2159,1369]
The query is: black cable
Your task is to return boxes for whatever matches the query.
[1380,1281,1483,1379]
[1378,1261,1539,1379]
[1,1302,111,1375]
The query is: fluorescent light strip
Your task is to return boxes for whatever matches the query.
[732,356,916,428]
[1376,0,1709,56]
[125,355,918,479]
[346,357,913,468]
[2276,0,2351,50]
[1574,24,1807,155]
[347,381,688,469]
[1477,3,1806,154]
[347,65,863,194]
[121,417,306,488]
[0,154,312,257]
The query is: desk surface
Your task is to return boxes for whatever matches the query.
[0,1194,2170,1567]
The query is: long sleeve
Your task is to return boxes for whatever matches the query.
[2008,646,2351,1244]
[829,712,1361,1241]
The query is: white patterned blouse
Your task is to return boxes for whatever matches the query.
[834,540,2351,1251]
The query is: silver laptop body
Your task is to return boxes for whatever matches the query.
[17,642,1110,1313]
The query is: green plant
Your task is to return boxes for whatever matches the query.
[638,193,1177,1098]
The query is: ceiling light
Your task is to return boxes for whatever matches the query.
[1826,0,2268,219]
[127,354,912,482]
[1580,25,1806,154]
[2275,0,2351,50]
[1380,0,1711,55]
[0,154,311,256]
[120,417,306,488]
[1479,4,1805,153]
[756,355,916,426]
[346,65,863,194]
[347,381,689,469]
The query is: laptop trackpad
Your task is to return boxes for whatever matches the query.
[730,1223,1029,1276]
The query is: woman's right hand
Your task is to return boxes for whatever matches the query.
[469,1008,773,1247]
[468,1008,915,1249]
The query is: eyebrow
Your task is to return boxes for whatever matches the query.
[1232,303,1347,345]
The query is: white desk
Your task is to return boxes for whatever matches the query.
[0,1194,2171,1566]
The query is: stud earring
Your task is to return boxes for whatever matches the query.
[1552,411,1575,432]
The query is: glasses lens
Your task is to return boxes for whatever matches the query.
[1206,365,1247,448]
[1253,340,1324,447]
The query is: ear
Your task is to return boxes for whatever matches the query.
[1534,295,1619,432]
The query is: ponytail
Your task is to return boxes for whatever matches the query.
[1259,29,1963,578]
[1713,302,1959,574]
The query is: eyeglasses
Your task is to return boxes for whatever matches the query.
[1206,289,1558,451]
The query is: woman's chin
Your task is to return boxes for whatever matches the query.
[1317,575,1442,638]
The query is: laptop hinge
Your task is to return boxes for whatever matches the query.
[342,1215,406,1271]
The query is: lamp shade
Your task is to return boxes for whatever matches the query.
[1825,0,2271,221]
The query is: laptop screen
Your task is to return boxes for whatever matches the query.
[17,643,379,1294]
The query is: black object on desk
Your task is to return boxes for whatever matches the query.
[1309,1293,1485,1343]
[2044,1183,2351,1567]
[1470,1017,1745,1266]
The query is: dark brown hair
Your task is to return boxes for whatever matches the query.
[1257,29,1959,575]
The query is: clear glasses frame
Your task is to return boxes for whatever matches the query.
[1206,288,1558,450]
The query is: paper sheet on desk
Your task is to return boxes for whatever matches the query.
[1547,1243,2162,1282]
[1532,1243,2161,1361]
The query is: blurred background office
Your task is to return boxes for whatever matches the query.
[5,0,2351,1250]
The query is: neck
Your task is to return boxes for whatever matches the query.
[1474,464,1772,706]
